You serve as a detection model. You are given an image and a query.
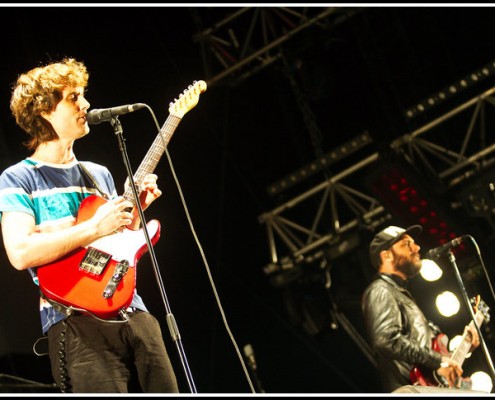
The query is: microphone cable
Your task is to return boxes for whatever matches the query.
[464,235,495,304]
[143,103,258,394]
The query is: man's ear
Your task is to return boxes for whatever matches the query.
[380,249,392,264]
[40,110,53,122]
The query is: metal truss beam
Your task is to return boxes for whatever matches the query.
[258,153,391,274]
[192,7,361,87]
[391,86,495,188]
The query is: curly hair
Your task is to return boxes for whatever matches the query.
[10,58,89,151]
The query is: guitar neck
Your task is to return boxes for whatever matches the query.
[450,310,483,367]
[123,114,181,204]
[450,334,472,367]
[120,79,207,205]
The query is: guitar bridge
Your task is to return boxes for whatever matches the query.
[102,260,129,299]
[80,247,112,275]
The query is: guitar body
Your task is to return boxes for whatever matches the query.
[410,333,449,386]
[37,195,161,319]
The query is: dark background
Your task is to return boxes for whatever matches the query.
[1,4,495,394]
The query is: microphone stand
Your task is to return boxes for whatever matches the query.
[110,117,197,393]
[445,249,495,382]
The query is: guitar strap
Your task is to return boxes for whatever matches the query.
[40,291,130,323]
[78,162,111,200]
[40,292,77,317]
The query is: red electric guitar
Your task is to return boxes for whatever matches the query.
[410,296,490,388]
[37,80,207,319]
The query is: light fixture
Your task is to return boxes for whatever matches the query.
[420,259,443,281]
[470,371,493,393]
[405,58,495,120]
[435,291,460,317]
[266,132,373,197]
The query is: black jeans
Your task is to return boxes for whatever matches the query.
[47,310,178,393]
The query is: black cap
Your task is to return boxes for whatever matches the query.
[369,225,422,269]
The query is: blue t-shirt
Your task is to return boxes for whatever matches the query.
[0,158,147,334]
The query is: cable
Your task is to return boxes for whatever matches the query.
[143,103,257,393]
[466,235,495,303]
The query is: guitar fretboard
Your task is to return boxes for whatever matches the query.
[123,114,181,204]
[450,310,484,367]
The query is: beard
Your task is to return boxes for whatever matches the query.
[391,250,421,278]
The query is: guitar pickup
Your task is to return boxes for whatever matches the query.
[80,247,112,275]
[102,260,129,299]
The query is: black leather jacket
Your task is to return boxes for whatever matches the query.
[361,273,443,392]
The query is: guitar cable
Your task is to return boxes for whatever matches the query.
[57,319,70,393]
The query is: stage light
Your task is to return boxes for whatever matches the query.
[419,259,443,282]
[436,291,460,317]
[405,58,495,120]
[470,371,493,393]
[367,165,458,248]
[266,132,373,196]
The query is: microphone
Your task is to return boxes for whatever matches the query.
[424,236,466,259]
[87,103,146,125]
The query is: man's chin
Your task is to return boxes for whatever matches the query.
[409,264,422,278]
[399,261,422,278]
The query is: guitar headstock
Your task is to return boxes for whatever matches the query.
[169,80,207,119]
[472,295,491,324]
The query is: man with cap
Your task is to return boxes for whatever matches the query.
[361,225,480,392]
